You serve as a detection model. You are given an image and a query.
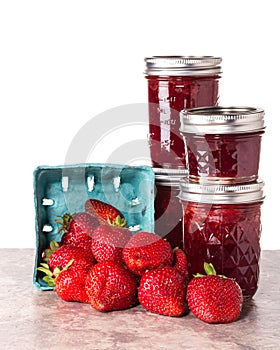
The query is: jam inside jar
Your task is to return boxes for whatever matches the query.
[180,106,265,183]
[145,56,222,168]
[179,180,264,298]
[154,169,187,249]
[185,131,264,182]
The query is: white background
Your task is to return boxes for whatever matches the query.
[0,0,279,249]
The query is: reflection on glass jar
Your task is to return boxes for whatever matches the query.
[145,56,222,168]
[179,180,264,298]
[180,106,265,183]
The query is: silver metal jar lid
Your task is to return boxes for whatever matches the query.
[180,106,265,134]
[144,56,222,76]
[179,179,265,204]
[154,168,188,187]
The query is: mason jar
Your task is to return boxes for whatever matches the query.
[179,179,265,297]
[180,106,265,183]
[145,56,222,169]
[154,168,187,249]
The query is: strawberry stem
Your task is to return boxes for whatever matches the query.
[50,240,59,251]
[108,215,127,228]
[37,258,75,287]
[204,262,216,276]
[193,263,229,279]
[42,276,55,287]
[55,213,75,234]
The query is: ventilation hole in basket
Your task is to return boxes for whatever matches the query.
[131,197,140,206]
[113,176,121,192]
[87,176,95,192]
[129,225,140,232]
[62,176,69,192]
[42,224,53,233]
[42,198,54,206]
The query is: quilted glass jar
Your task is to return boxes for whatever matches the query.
[179,180,265,297]
[154,168,187,249]
[145,56,222,169]
[180,106,265,183]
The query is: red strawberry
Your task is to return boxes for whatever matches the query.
[85,261,138,312]
[187,263,243,324]
[91,225,132,263]
[55,259,93,303]
[47,244,94,272]
[138,266,187,317]
[85,199,126,226]
[56,212,99,251]
[122,231,173,276]
[173,248,189,282]
[38,258,93,303]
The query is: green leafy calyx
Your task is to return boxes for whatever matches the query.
[37,259,74,287]
[42,240,59,263]
[108,215,127,228]
[193,262,227,279]
[55,213,75,234]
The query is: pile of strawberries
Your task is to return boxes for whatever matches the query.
[38,199,243,324]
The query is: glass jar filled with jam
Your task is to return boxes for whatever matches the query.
[154,168,187,249]
[179,180,265,297]
[145,56,222,169]
[180,106,265,183]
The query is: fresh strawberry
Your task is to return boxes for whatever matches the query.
[56,212,99,251]
[55,259,93,303]
[138,266,187,317]
[47,244,94,272]
[122,231,173,276]
[85,199,126,226]
[187,262,243,324]
[38,258,93,303]
[85,261,138,312]
[91,225,132,263]
[173,248,189,282]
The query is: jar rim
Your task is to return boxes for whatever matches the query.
[180,106,265,134]
[179,179,265,204]
[144,56,222,76]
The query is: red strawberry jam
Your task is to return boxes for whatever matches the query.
[179,180,264,298]
[180,106,265,183]
[145,56,222,168]
[154,168,187,249]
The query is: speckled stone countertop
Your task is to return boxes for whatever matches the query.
[0,249,279,350]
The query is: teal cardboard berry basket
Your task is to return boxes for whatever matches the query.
[33,163,155,290]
